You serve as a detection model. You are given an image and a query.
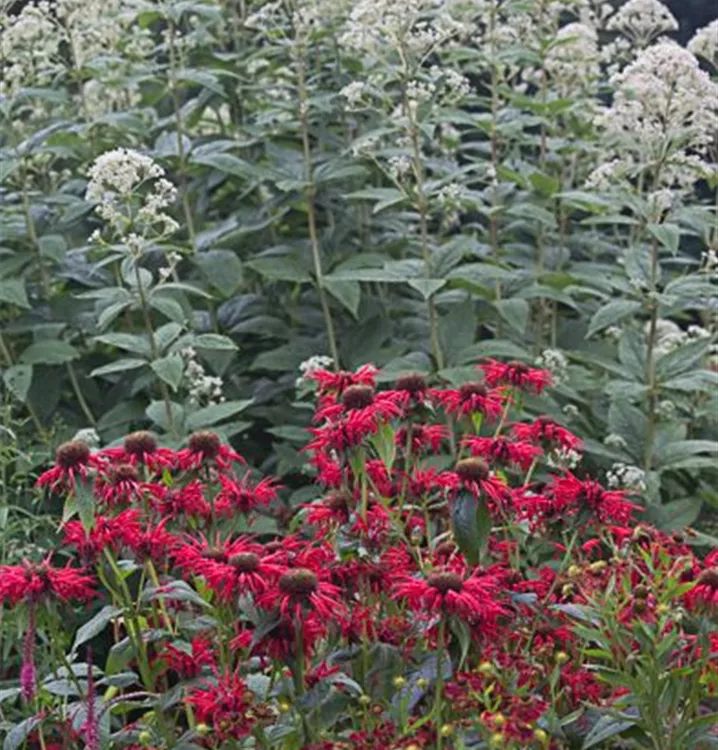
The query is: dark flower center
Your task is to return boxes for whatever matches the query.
[459,382,488,400]
[202,547,228,562]
[507,360,528,373]
[427,571,464,594]
[434,541,457,557]
[278,568,319,597]
[111,463,139,484]
[56,440,91,469]
[229,553,261,572]
[697,567,718,590]
[454,457,490,482]
[341,385,375,410]
[326,490,353,512]
[394,373,427,394]
[188,431,221,458]
[123,431,158,457]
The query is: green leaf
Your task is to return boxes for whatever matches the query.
[4,715,44,750]
[0,278,30,308]
[587,300,641,338]
[608,400,648,463]
[407,278,446,300]
[370,422,396,472]
[75,479,95,532]
[529,170,560,197]
[647,223,681,254]
[151,354,184,392]
[451,490,490,566]
[90,359,147,377]
[94,332,152,358]
[146,400,184,432]
[582,715,636,749]
[185,399,253,430]
[194,249,243,297]
[246,256,311,282]
[176,68,226,96]
[495,298,529,334]
[192,333,238,351]
[323,278,361,318]
[72,605,122,653]
[20,340,79,365]
[3,364,32,403]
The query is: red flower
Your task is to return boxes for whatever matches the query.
[0,560,95,606]
[37,440,102,493]
[384,372,431,410]
[448,458,511,506]
[160,636,215,679]
[214,473,279,516]
[201,538,284,601]
[305,490,355,529]
[123,519,177,564]
[393,567,506,624]
[150,480,211,520]
[480,359,553,393]
[176,431,245,471]
[463,436,542,472]
[511,417,582,451]
[99,431,175,472]
[686,565,718,612]
[257,565,346,622]
[172,533,233,577]
[187,671,257,741]
[63,509,141,563]
[307,364,377,399]
[396,424,447,455]
[94,463,156,508]
[430,382,503,420]
[550,473,640,525]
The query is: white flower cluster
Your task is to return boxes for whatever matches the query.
[688,19,718,65]
[297,355,334,387]
[86,149,178,237]
[536,348,568,384]
[607,462,647,493]
[545,23,601,96]
[339,0,469,59]
[591,41,718,194]
[340,81,369,108]
[388,155,413,182]
[649,319,713,357]
[606,0,678,46]
[72,428,101,450]
[604,433,628,450]
[547,446,582,470]
[701,249,718,277]
[181,348,225,407]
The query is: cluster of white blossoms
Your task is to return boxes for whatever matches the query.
[649,319,713,358]
[606,0,678,47]
[181,348,225,407]
[1,0,150,103]
[604,433,628,450]
[339,0,470,59]
[536,349,568,385]
[547,446,582,470]
[86,149,179,237]
[296,355,334,387]
[544,23,601,97]
[607,462,647,493]
[590,40,718,194]
[688,19,718,66]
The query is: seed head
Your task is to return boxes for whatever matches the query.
[123,431,158,457]
[228,553,261,572]
[426,570,463,594]
[56,440,91,469]
[341,384,374,410]
[188,431,221,458]
[278,568,319,597]
[454,457,490,482]
[394,373,427,394]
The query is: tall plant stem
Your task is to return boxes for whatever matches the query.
[643,238,660,473]
[296,45,340,368]
[133,262,176,435]
[434,617,447,749]
[20,168,51,298]
[66,363,96,426]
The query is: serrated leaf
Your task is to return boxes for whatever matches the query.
[193,333,238,351]
[3,364,32,403]
[72,605,122,653]
[185,399,253,430]
[407,278,446,300]
[20,340,79,365]
[75,479,95,531]
[151,354,184,392]
[323,278,361,318]
[90,359,147,377]
[194,249,243,297]
[647,223,680,254]
[145,400,184,431]
[0,278,30,308]
[587,300,641,338]
[94,332,152,358]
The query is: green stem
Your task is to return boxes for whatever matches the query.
[434,617,447,749]
[66,363,96,426]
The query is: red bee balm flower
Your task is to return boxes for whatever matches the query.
[480,359,553,393]
[99,431,175,471]
[686,566,718,612]
[431,382,503,420]
[176,431,245,471]
[37,440,101,493]
[187,671,257,741]
[257,567,346,621]
[550,473,640,525]
[511,417,582,451]
[463,436,542,472]
[393,568,506,624]
[0,560,95,606]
